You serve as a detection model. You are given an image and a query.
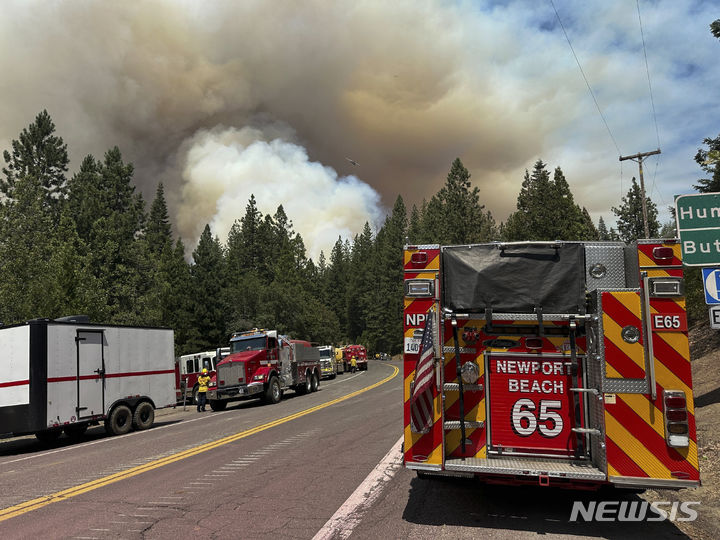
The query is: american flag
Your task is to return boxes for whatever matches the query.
[410,313,436,433]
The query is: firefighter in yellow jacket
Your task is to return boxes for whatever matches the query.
[197,369,211,412]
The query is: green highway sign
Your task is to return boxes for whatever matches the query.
[676,193,720,266]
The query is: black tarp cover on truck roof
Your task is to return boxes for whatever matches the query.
[441,243,586,315]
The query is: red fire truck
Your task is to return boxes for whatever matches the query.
[207,329,321,411]
[176,348,229,404]
[343,344,368,371]
[403,240,699,490]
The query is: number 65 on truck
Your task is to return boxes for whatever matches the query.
[403,240,699,491]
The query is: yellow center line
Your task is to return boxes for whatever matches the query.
[0,365,399,522]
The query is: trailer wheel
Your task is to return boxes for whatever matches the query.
[105,405,132,436]
[35,429,61,444]
[209,400,227,412]
[132,402,155,431]
[64,423,88,439]
[310,373,319,392]
[263,376,282,404]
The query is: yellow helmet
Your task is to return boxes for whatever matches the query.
[202,368,208,374]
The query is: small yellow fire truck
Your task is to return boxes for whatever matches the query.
[403,240,699,490]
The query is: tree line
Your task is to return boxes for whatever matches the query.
[0,99,712,356]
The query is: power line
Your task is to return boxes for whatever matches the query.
[636,0,661,150]
[549,0,621,155]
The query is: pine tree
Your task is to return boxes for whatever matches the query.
[0,175,57,322]
[363,196,407,354]
[407,204,423,244]
[425,158,496,244]
[1,110,69,217]
[187,225,227,350]
[326,237,349,338]
[597,216,611,240]
[146,183,173,256]
[612,177,660,241]
[504,161,594,241]
[346,222,374,341]
[693,134,720,193]
[65,155,102,242]
[82,147,147,323]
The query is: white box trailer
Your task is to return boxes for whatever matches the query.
[0,318,176,442]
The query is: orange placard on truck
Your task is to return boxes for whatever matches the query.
[403,240,699,490]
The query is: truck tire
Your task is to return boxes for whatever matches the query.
[191,385,199,405]
[132,402,154,431]
[297,374,311,395]
[64,423,88,439]
[105,404,132,436]
[209,400,227,411]
[35,429,61,444]
[310,373,319,392]
[263,376,282,404]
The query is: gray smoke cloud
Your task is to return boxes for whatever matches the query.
[177,125,382,258]
[1,1,716,253]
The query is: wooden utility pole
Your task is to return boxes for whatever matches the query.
[619,149,661,238]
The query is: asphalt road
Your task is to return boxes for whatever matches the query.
[0,360,695,539]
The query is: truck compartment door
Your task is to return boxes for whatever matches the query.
[486,352,586,458]
[599,291,649,394]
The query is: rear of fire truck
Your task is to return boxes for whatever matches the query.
[403,240,699,490]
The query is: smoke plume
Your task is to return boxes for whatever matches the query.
[1,1,715,251]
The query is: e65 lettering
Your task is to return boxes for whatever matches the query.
[652,314,683,331]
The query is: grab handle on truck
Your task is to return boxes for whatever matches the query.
[451,315,467,456]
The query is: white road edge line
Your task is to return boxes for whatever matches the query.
[312,435,403,540]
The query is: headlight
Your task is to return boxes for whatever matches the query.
[253,374,265,381]
[461,362,479,384]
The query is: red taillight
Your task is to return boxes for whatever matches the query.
[238,378,243,382]
[665,396,686,409]
[219,380,225,385]
[411,252,428,264]
[652,247,674,261]
[666,409,687,422]
[664,390,690,448]
[525,337,543,350]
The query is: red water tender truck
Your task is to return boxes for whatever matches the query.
[207,329,321,411]
[343,344,368,371]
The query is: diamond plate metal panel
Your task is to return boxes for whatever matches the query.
[603,378,649,393]
[584,311,607,474]
[444,457,606,480]
[585,244,626,291]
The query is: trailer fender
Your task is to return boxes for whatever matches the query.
[107,396,157,415]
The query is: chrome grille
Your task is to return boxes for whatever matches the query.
[218,361,245,388]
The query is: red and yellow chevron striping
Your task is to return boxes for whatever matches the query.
[601,286,698,482]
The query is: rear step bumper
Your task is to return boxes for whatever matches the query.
[445,457,606,481]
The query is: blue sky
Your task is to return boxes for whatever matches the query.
[0,0,718,255]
